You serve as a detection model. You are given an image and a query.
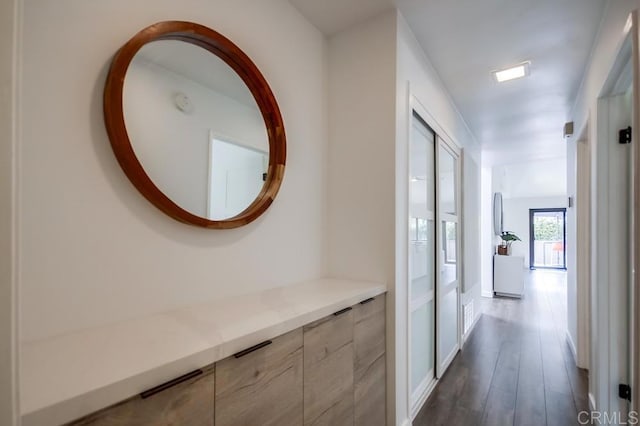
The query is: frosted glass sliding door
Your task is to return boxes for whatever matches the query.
[436,140,461,376]
[409,112,436,411]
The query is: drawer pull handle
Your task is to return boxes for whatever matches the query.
[359,297,375,305]
[234,340,272,358]
[140,369,203,399]
[333,307,353,316]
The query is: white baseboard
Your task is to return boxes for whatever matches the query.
[400,419,412,426]
[566,330,578,364]
[481,290,494,298]
[463,312,481,342]
[410,378,437,421]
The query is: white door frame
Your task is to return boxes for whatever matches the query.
[631,9,640,415]
[406,94,463,419]
[575,126,591,370]
[590,18,634,415]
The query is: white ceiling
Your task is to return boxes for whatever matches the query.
[495,158,567,199]
[288,0,394,35]
[289,0,607,165]
[135,39,257,108]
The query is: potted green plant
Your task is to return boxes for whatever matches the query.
[498,231,521,255]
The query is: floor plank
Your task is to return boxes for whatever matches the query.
[514,328,546,426]
[546,389,579,426]
[481,386,516,426]
[414,270,588,426]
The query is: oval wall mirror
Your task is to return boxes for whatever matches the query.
[493,192,503,236]
[104,21,286,229]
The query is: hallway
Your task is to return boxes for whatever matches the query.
[415,270,588,426]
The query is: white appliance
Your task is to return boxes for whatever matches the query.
[493,255,524,297]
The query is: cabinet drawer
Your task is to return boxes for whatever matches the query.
[354,295,386,426]
[303,308,354,426]
[215,329,303,426]
[67,366,215,426]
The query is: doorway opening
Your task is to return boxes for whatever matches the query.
[529,208,566,270]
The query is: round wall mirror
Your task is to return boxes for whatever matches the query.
[104,21,286,228]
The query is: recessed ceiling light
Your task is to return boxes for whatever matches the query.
[492,62,530,83]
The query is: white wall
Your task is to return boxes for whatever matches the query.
[326,11,398,424]
[326,11,396,300]
[125,58,267,217]
[501,196,567,268]
[19,0,327,342]
[396,11,482,425]
[462,156,481,295]
[1,0,19,423]
[480,167,494,297]
[492,158,567,199]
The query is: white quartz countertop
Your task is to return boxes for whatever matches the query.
[21,278,386,426]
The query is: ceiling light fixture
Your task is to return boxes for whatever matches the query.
[492,61,530,83]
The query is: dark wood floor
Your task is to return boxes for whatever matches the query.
[414,270,589,426]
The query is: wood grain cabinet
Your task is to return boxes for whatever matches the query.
[67,366,215,426]
[303,307,355,426]
[354,295,386,426]
[302,295,386,426]
[65,295,386,426]
[215,329,303,426]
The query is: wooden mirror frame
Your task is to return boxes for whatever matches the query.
[104,21,286,229]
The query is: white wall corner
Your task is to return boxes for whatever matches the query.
[482,290,494,298]
[566,329,578,364]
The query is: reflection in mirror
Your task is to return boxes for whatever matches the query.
[123,39,269,220]
[208,137,267,219]
[441,221,457,284]
[443,222,457,263]
[409,116,436,304]
[493,192,503,235]
[438,146,456,215]
[411,301,434,394]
